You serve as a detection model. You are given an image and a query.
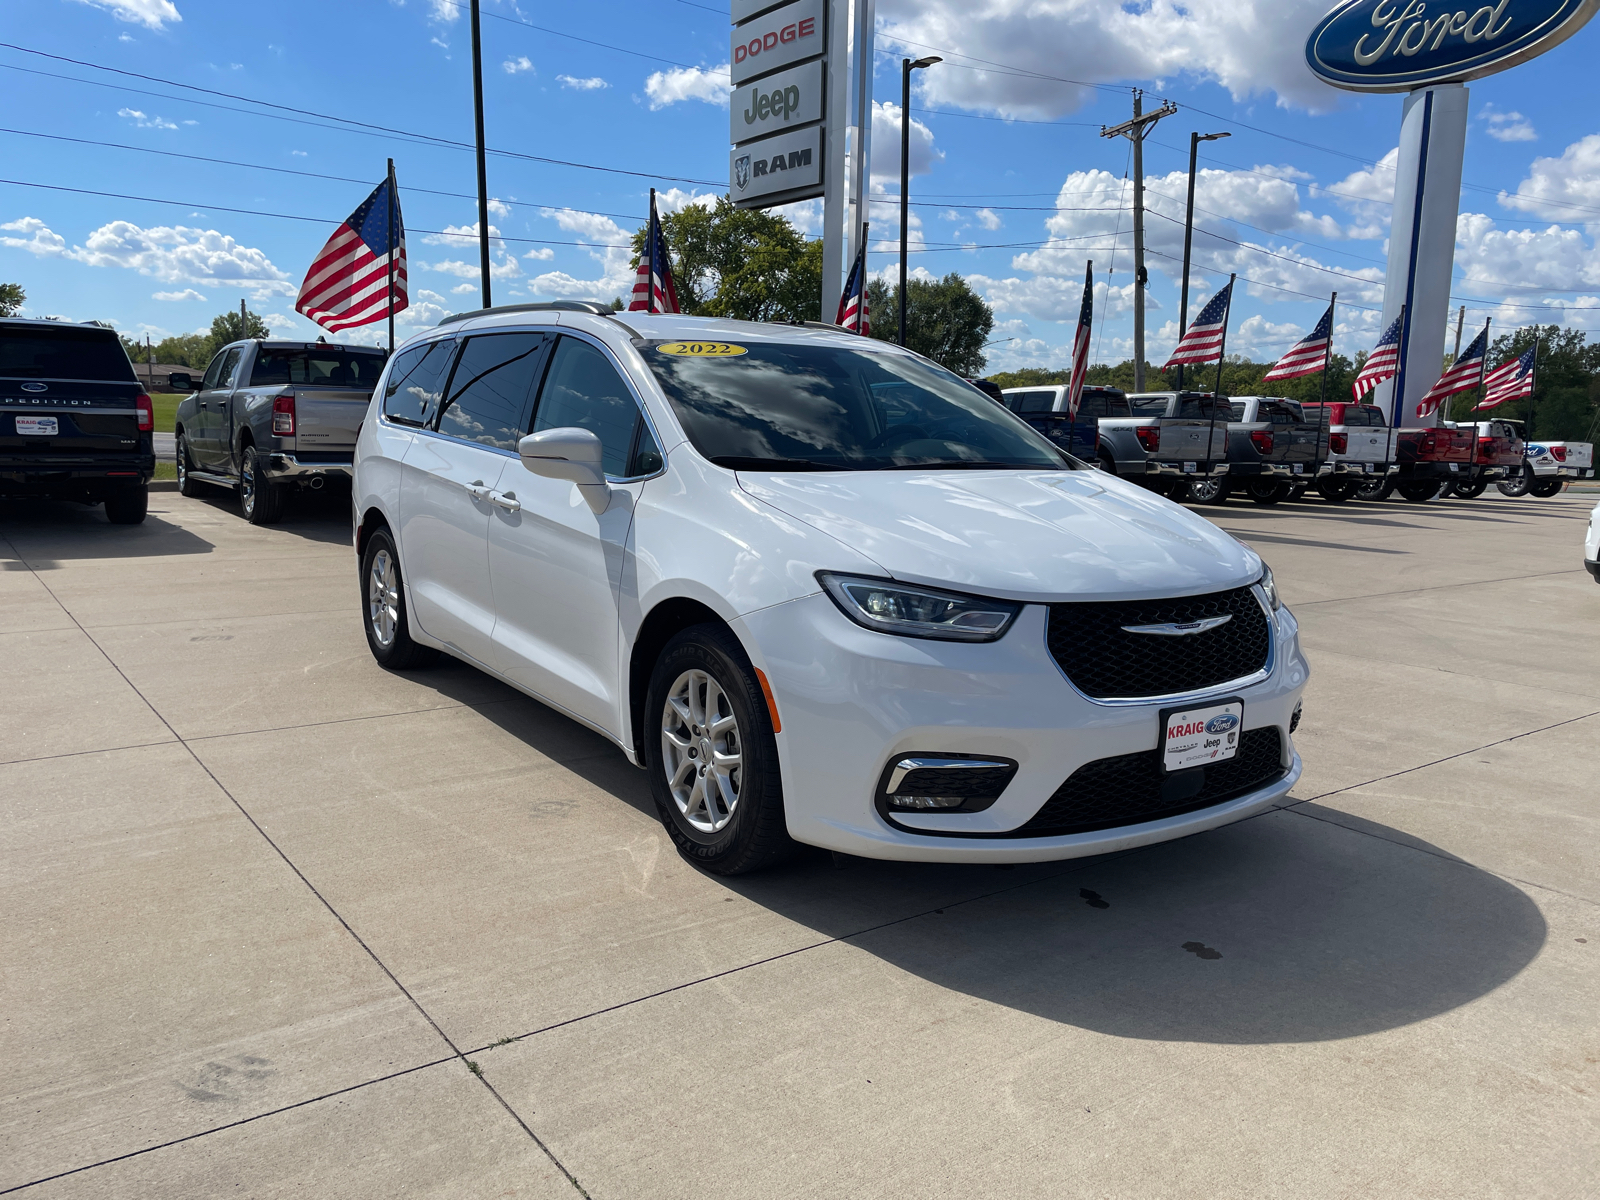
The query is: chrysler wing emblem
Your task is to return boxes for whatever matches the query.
[1121,614,1232,636]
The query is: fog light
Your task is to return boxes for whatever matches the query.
[890,794,967,811]
[1290,702,1303,733]
[876,754,1019,817]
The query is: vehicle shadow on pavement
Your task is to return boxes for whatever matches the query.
[0,499,213,564]
[186,484,355,546]
[472,691,1547,1046]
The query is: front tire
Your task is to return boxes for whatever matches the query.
[1497,463,1533,497]
[360,528,437,670]
[645,624,793,876]
[240,445,282,525]
[176,431,203,498]
[1245,479,1288,506]
[1452,479,1488,499]
[1529,477,1565,498]
[1184,477,1229,505]
[1317,477,1358,504]
[1398,480,1444,502]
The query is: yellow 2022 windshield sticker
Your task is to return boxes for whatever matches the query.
[654,341,747,357]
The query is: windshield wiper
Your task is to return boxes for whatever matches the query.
[879,460,1059,471]
[709,455,848,471]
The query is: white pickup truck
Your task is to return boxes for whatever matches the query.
[1301,400,1399,502]
[1503,440,1594,498]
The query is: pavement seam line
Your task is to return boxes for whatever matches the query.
[0,737,179,767]
[0,533,591,1199]
[1289,567,1584,608]
[0,1057,458,1196]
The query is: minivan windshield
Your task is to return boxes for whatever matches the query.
[643,339,1070,471]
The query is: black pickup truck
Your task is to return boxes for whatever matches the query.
[0,319,152,524]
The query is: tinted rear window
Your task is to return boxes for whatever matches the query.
[0,325,135,381]
[1344,406,1384,427]
[1176,395,1230,419]
[1079,392,1130,418]
[251,348,388,388]
[1131,398,1170,417]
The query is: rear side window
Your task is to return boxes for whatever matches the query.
[1014,390,1056,414]
[214,347,244,391]
[1079,392,1130,418]
[1345,406,1381,427]
[1131,398,1169,417]
[1260,402,1301,425]
[437,332,549,451]
[0,324,136,381]
[1228,403,1247,421]
[533,336,645,478]
[382,340,454,427]
[1176,395,1228,418]
[253,348,388,388]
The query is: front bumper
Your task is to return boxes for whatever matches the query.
[738,591,1309,864]
[264,452,353,480]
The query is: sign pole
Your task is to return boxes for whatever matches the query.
[469,0,492,310]
[821,0,849,318]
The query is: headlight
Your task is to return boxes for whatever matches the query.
[818,573,1021,642]
[1257,564,1281,611]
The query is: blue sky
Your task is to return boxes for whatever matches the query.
[4,0,1598,374]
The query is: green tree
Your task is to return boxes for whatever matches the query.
[632,198,822,324]
[1442,323,1600,440]
[0,282,24,317]
[152,332,216,368]
[207,305,270,351]
[864,273,995,376]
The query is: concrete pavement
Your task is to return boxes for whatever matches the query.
[2,484,1596,1197]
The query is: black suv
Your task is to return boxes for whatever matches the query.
[0,319,153,523]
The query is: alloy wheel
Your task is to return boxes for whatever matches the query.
[176,436,188,489]
[241,449,257,517]
[661,668,743,834]
[367,548,399,648]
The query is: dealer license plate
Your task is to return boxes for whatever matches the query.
[15,416,58,436]
[1161,699,1243,773]
[1291,462,1304,474]
[1183,461,1198,473]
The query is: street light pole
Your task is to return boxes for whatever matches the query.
[469,0,492,309]
[1178,129,1229,388]
[899,55,940,347]
[1100,91,1176,391]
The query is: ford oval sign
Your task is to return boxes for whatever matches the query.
[1307,0,1600,91]
[1205,713,1240,735]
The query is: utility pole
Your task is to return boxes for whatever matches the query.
[1101,90,1176,392]
[469,0,492,309]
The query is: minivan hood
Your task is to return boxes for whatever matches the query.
[737,469,1260,602]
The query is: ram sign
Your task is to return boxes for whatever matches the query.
[730,125,823,207]
[1307,0,1600,90]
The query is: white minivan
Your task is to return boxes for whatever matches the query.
[352,303,1308,873]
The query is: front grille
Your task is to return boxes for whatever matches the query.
[1046,585,1270,699]
[1014,727,1285,837]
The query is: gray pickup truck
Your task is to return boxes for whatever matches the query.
[1209,395,1329,506]
[173,339,387,523]
[1104,391,1232,496]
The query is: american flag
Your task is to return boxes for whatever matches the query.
[296,176,407,332]
[1416,323,1488,417]
[629,189,681,314]
[1475,343,1537,410]
[1164,277,1234,367]
[1065,261,1093,415]
[1264,300,1334,381]
[836,236,869,334]
[1351,311,1404,400]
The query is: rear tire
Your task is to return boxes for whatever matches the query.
[1529,477,1565,498]
[1245,479,1288,506]
[645,623,794,876]
[360,527,437,670]
[1398,480,1444,502]
[1356,476,1395,501]
[240,445,282,525]
[1317,478,1358,504]
[1452,480,1488,499]
[1184,477,1229,505]
[176,431,203,498]
[104,485,148,525]
[1497,463,1533,497]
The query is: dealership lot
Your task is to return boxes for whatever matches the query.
[2,486,1597,1198]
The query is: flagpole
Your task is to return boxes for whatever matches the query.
[1208,274,1235,476]
[857,223,869,333]
[1526,331,1540,436]
[647,188,656,315]
[469,0,492,309]
[386,158,397,355]
[1474,318,1491,415]
[1318,291,1335,470]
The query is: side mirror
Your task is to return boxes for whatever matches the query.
[168,371,195,391]
[518,427,611,514]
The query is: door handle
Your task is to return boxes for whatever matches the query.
[490,490,521,513]
[199,400,209,409]
[464,479,492,501]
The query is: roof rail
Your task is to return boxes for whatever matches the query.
[437,300,617,326]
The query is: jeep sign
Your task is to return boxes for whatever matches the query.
[730,59,823,146]
[730,0,824,86]
[730,124,823,207]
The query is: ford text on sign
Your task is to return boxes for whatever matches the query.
[730,58,823,146]
[1307,0,1600,90]
[729,0,824,87]
[731,124,823,207]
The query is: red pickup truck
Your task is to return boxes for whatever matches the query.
[1389,419,1522,501]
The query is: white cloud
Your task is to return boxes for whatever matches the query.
[424,256,520,280]
[878,0,1342,118]
[70,0,180,30]
[644,63,732,109]
[558,74,609,91]
[1,216,294,300]
[870,100,940,182]
[656,188,718,216]
[974,208,1001,231]
[118,107,178,131]
[527,210,635,300]
[152,288,206,301]
[503,56,534,74]
[450,282,477,294]
[1500,135,1600,222]
[427,0,458,21]
[291,149,307,157]
[522,247,555,261]
[487,198,511,217]
[1481,107,1536,143]
[422,221,504,248]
